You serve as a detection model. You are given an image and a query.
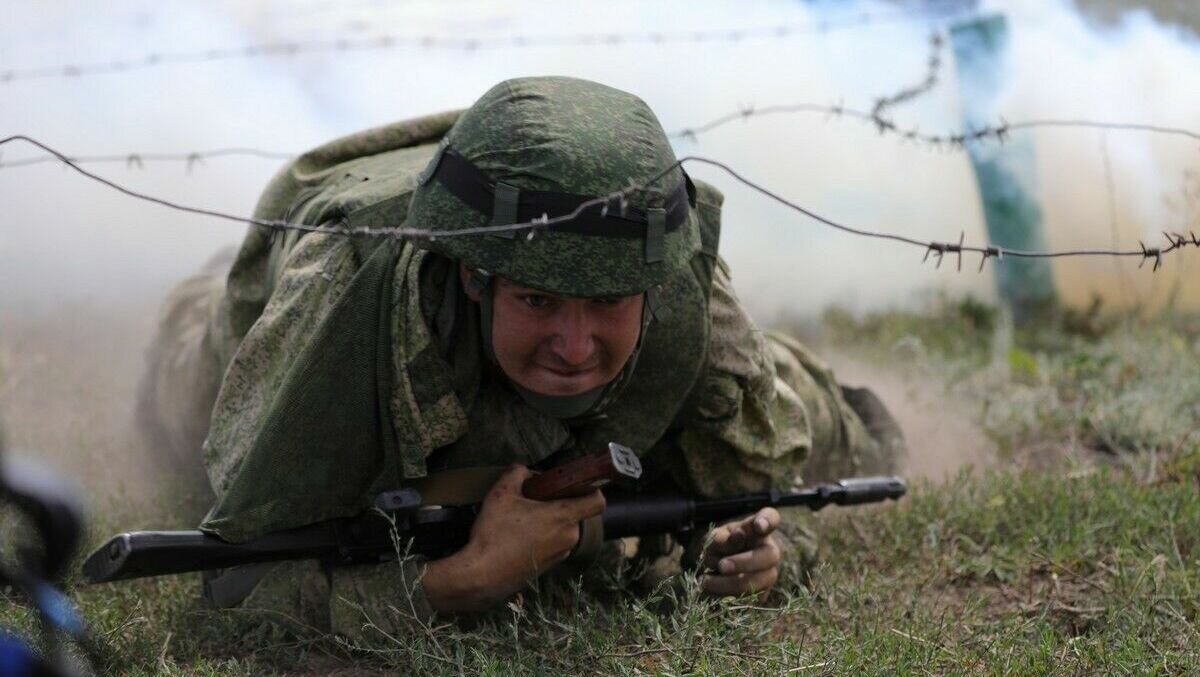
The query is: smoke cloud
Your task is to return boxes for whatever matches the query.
[1,0,1197,321]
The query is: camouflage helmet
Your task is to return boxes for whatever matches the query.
[407,76,699,298]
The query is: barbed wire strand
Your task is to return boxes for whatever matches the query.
[672,103,1200,147]
[4,134,1196,272]
[668,19,1200,148]
[0,147,294,171]
[5,113,1198,172]
[12,109,1196,172]
[871,31,945,121]
[8,20,1200,171]
[0,3,971,85]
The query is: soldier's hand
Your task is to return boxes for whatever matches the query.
[700,507,782,597]
[421,464,604,614]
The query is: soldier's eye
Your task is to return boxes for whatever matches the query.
[522,294,550,309]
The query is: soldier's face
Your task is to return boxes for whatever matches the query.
[462,267,644,396]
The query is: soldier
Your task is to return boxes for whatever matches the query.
[138,76,904,635]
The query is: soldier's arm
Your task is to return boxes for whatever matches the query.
[643,257,898,593]
[202,232,359,494]
[669,256,877,497]
[199,234,452,636]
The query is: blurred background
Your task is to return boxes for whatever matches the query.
[1,0,1197,324]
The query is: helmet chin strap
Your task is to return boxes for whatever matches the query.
[466,269,658,422]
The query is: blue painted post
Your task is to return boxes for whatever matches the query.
[950,14,1057,323]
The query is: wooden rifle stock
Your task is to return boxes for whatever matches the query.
[522,442,642,499]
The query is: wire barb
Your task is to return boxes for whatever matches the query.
[1137,241,1163,271]
[923,231,965,271]
[978,246,1002,273]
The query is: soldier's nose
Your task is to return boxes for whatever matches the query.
[551,307,596,367]
[554,329,595,366]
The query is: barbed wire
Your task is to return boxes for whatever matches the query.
[9,14,1199,172]
[4,134,1196,272]
[5,111,1198,172]
[671,101,1200,148]
[669,26,1200,148]
[0,4,971,85]
[0,147,294,171]
[871,31,945,121]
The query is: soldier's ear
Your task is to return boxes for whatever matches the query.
[460,263,483,302]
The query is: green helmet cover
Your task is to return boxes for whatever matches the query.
[407,76,700,298]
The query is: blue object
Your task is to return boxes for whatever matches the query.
[32,583,85,639]
[951,14,1057,322]
[0,632,35,677]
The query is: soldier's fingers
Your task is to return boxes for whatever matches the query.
[703,523,749,564]
[715,537,780,576]
[708,524,732,548]
[701,567,779,597]
[488,465,532,499]
[750,508,781,537]
[557,489,606,523]
[701,527,729,568]
[499,464,534,488]
[715,520,752,554]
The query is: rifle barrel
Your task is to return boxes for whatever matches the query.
[601,476,906,540]
[775,476,908,510]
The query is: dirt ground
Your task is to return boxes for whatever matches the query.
[825,353,995,480]
[0,303,162,520]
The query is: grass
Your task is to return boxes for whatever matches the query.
[3,301,1199,674]
[815,295,1200,464]
[7,466,1193,675]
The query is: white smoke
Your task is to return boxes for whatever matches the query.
[984,0,1200,312]
[1,0,1197,320]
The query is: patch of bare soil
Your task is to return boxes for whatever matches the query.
[824,352,996,481]
[0,303,166,524]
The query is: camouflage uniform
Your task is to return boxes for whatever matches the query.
[138,77,903,641]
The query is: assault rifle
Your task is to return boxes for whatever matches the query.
[82,443,906,585]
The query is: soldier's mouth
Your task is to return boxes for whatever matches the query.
[536,358,603,375]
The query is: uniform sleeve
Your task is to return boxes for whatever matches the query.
[202,232,358,493]
[201,232,437,638]
[670,257,880,496]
